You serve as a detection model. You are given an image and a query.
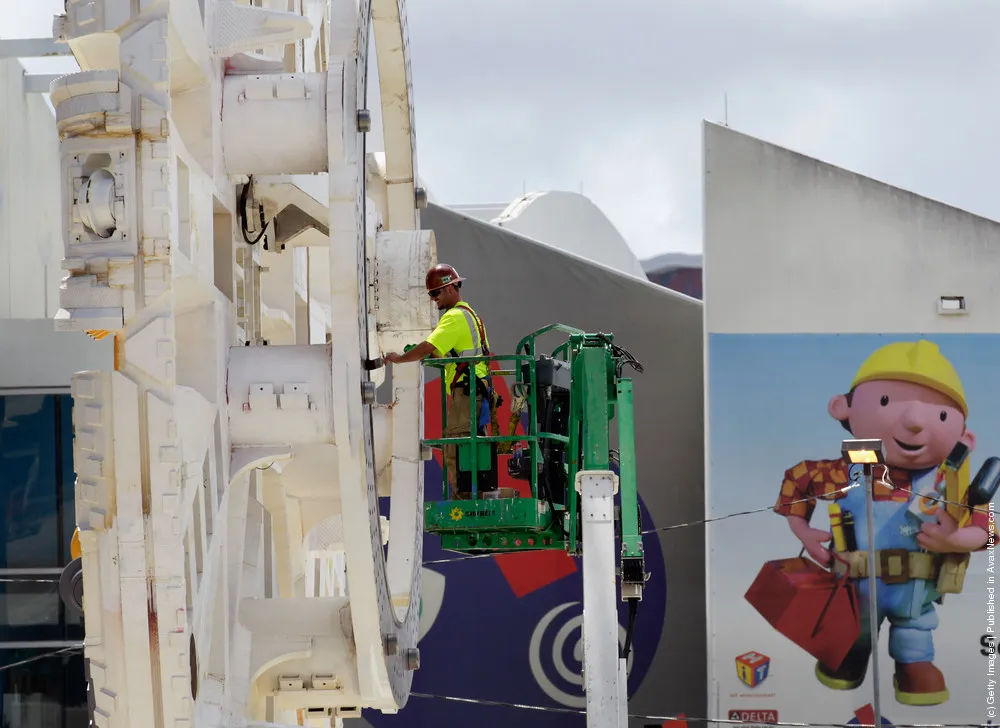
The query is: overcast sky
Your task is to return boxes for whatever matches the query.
[6,0,1000,259]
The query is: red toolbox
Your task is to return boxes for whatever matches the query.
[745,555,862,671]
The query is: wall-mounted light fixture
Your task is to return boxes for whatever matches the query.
[937,296,967,315]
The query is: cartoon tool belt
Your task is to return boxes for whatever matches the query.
[745,552,861,671]
[830,549,942,584]
[826,448,1000,595]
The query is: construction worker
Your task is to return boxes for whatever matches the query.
[770,340,995,707]
[384,264,496,499]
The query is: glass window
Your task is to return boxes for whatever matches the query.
[0,580,60,643]
[0,578,84,644]
[0,647,89,728]
[59,395,75,566]
[0,392,87,726]
[0,396,60,569]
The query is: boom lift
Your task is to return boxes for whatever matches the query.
[423,325,647,727]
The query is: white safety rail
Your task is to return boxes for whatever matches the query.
[47,0,433,725]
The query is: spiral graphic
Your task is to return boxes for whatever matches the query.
[528,601,636,708]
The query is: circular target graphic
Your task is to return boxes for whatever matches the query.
[528,601,636,708]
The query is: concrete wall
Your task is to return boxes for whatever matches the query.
[703,121,1000,335]
[0,60,113,388]
[0,58,64,320]
[704,121,1000,726]
[0,319,112,390]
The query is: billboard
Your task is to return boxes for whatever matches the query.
[709,333,999,726]
[704,120,1000,728]
[361,202,706,727]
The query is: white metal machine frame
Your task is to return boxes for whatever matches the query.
[48,0,431,725]
[19,1,634,726]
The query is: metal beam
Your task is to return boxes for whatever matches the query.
[23,73,63,95]
[578,470,626,728]
[0,38,70,59]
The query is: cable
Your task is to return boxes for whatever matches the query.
[641,482,862,535]
[422,462,995,565]
[876,464,985,513]
[640,464,992,536]
[413,691,582,715]
[593,334,644,376]
[0,576,62,583]
[422,553,496,565]
[620,598,637,659]
[239,176,268,246]
[0,644,83,673]
[410,691,991,727]
[422,484,864,565]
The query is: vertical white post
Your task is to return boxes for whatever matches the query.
[618,658,628,725]
[864,463,883,728]
[577,470,624,728]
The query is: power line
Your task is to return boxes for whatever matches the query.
[411,690,988,728]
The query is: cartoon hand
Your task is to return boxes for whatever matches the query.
[800,528,833,565]
[788,516,832,565]
[918,511,989,553]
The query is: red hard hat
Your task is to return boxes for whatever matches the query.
[426,263,465,292]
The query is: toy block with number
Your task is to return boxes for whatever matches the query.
[735,651,770,687]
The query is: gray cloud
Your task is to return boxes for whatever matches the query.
[14,0,999,259]
[401,0,1000,258]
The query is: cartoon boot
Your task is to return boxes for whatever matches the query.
[894,661,949,706]
[815,647,869,691]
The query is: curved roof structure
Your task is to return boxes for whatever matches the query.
[490,191,648,279]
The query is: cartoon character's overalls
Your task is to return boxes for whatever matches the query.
[831,464,941,669]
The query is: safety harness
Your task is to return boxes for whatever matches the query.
[448,303,503,434]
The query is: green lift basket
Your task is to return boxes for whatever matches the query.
[421,324,645,576]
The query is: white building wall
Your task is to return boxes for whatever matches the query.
[0,59,113,381]
[0,320,112,389]
[703,121,1000,334]
[0,58,64,320]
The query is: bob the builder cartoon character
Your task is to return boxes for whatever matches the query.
[773,340,997,706]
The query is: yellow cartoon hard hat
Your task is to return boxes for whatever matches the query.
[851,340,966,417]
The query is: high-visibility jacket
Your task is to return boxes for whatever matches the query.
[426,301,490,395]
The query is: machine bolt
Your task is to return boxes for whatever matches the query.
[357,109,372,133]
[404,648,420,671]
[414,187,428,209]
[383,633,398,655]
[362,381,377,404]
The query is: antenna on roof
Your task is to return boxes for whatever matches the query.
[724,93,729,127]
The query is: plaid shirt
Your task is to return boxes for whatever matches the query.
[774,457,994,548]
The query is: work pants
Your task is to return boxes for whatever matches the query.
[443,387,482,500]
